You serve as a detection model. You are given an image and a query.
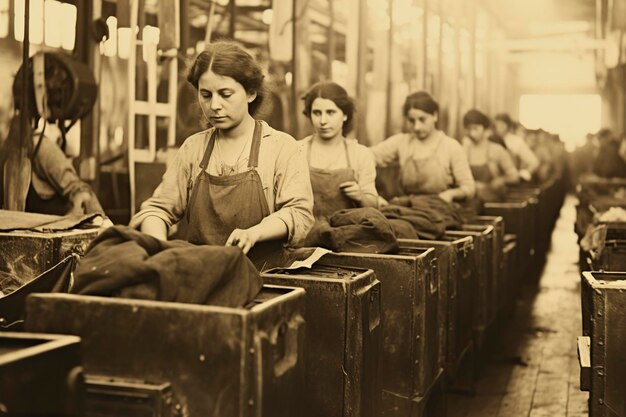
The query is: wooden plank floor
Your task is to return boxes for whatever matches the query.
[448,195,589,417]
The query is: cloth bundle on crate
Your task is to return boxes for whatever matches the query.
[298,207,399,254]
[381,194,465,239]
[72,226,262,308]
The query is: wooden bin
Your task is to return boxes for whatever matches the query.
[25,286,306,417]
[262,265,382,417]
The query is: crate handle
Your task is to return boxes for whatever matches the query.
[429,259,439,294]
[270,314,304,378]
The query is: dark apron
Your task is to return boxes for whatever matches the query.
[308,140,357,220]
[185,121,283,269]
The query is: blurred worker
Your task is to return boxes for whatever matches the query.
[525,129,555,182]
[462,109,519,201]
[371,91,475,202]
[494,113,539,181]
[0,63,104,217]
[130,41,314,261]
[592,128,626,178]
[301,81,378,219]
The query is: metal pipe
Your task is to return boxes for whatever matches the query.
[20,0,30,156]
[229,0,236,38]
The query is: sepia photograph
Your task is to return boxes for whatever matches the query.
[0,0,624,416]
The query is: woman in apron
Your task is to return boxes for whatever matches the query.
[300,82,379,219]
[461,109,519,201]
[130,41,314,263]
[371,91,475,202]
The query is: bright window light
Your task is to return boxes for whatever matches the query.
[519,94,602,151]
[60,2,77,50]
[117,27,133,60]
[0,0,9,38]
[30,0,44,44]
[44,0,62,48]
[102,16,118,57]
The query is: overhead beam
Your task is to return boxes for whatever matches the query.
[494,37,607,52]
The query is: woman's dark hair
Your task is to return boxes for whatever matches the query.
[187,41,267,117]
[494,113,514,130]
[302,82,355,136]
[402,91,439,116]
[463,109,491,129]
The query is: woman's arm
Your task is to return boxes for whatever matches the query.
[497,145,520,184]
[257,136,315,245]
[445,140,476,200]
[129,134,202,237]
[370,134,402,168]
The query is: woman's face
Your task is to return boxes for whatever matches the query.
[310,97,346,140]
[494,120,508,137]
[466,124,486,143]
[198,70,256,130]
[406,108,437,140]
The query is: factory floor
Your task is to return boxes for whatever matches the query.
[448,195,589,417]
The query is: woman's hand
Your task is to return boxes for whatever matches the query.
[437,189,455,203]
[226,228,260,254]
[339,181,363,203]
[68,191,92,216]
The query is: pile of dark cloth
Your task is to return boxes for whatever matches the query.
[298,207,399,254]
[381,195,465,240]
[72,226,262,308]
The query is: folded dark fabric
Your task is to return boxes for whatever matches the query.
[380,205,444,240]
[387,218,418,239]
[298,207,399,254]
[389,194,465,229]
[72,226,262,308]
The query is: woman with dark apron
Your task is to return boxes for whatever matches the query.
[130,41,314,266]
[371,91,475,202]
[461,109,519,201]
[300,82,379,219]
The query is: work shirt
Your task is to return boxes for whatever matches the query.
[503,133,540,174]
[300,136,379,197]
[461,137,519,183]
[130,121,315,244]
[371,130,476,199]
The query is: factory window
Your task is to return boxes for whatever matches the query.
[13,0,76,50]
[519,94,602,151]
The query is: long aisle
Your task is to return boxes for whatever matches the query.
[448,195,589,417]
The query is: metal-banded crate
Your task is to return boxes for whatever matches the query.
[500,235,519,313]
[399,236,475,379]
[0,332,83,416]
[580,271,626,417]
[474,216,505,321]
[445,225,494,347]
[483,199,533,279]
[25,286,306,417]
[0,227,98,283]
[320,245,441,407]
[589,223,626,272]
[262,265,382,417]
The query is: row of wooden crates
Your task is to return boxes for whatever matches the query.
[577,177,626,417]
[0,176,566,417]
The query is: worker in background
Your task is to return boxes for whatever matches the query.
[130,41,314,261]
[461,109,519,201]
[525,129,555,183]
[592,128,626,178]
[494,113,539,181]
[300,81,378,219]
[371,91,475,202]
[570,133,599,185]
[0,78,104,217]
